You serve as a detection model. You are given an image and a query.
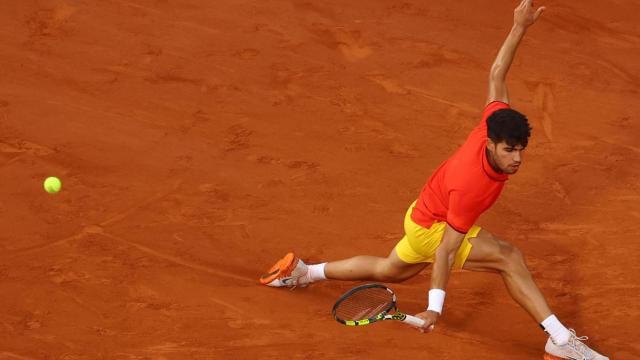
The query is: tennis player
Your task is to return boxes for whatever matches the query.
[260,1,608,359]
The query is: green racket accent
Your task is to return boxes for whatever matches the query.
[333,284,427,329]
[343,313,384,326]
[342,312,411,326]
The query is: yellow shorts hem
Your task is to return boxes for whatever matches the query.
[394,201,482,269]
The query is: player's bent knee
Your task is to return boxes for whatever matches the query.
[499,243,527,273]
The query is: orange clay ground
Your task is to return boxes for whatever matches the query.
[1,1,638,359]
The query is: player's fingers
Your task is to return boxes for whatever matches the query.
[534,6,546,20]
[415,321,431,333]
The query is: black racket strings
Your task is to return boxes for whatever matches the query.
[334,287,395,321]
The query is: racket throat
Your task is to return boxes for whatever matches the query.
[389,313,407,321]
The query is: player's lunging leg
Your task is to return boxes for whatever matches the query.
[463,230,608,360]
[324,249,427,282]
[463,230,553,323]
[259,249,426,287]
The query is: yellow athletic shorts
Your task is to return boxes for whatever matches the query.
[394,200,481,269]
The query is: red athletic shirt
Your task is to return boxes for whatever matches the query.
[411,101,511,233]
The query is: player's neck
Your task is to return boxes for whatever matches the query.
[485,148,504,174]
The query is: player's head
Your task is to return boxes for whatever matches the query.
[486,108,532,175]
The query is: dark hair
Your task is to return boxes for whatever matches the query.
[486,108,532,148]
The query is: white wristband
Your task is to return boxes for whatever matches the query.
[427,289,446,314]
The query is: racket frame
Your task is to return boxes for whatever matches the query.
[332,283,417,326]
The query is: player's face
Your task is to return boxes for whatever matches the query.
[487,141,525,174]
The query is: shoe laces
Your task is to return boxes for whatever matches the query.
[286,277,305,290]
[283,270,310,290]
[567,329,593,358]
[570,329,589,341]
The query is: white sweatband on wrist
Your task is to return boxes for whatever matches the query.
[427,289,446,314]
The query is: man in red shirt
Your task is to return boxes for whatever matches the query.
[260,1,608,359]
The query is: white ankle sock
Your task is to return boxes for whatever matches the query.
[541,314,571,346]
[306,263,327,283]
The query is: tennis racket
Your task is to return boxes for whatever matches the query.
[332,283,426,328]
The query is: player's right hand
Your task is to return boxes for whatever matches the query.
[413,310,439,333]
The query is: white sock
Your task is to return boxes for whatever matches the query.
[541,314,571,346]
[306,263,327,283]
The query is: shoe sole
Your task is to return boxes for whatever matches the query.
[259,252,298,285]
[543,353,567,360]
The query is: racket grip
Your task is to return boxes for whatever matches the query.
[402,314,426,327]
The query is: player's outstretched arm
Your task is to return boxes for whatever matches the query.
[487,0,545,105]
[413,224,465,332]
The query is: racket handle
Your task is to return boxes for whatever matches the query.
[402,314,426,327]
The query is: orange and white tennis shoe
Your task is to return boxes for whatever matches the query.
[259,252,309,288]
[544,329,609,360]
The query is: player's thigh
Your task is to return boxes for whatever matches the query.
[384,248,429,280]
[462,229,515,273]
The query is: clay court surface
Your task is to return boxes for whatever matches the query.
[1,0,639,358]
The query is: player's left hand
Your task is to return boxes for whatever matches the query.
[413,310,439,333]
[514,0,545,29]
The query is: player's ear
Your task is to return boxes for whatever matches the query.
[486,138,496,151]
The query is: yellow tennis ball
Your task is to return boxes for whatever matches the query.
[44,176,62,194]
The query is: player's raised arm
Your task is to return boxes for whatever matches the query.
[487,0,545,105]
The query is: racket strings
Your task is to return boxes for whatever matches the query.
[334,287,394,321]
